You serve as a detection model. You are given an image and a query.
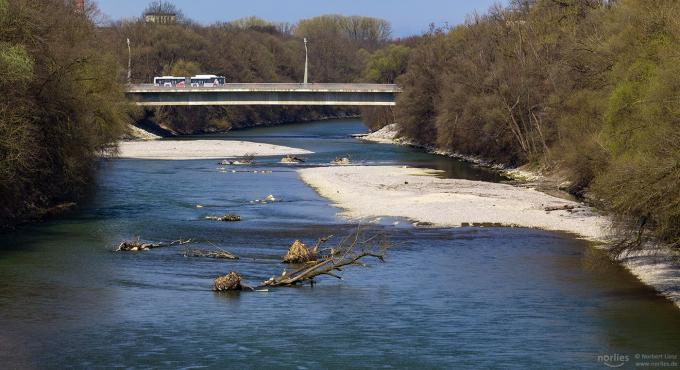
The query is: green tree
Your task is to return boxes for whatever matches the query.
[363,44,410,84]
[0,43,32,84]
[164,59,201,76]
[591,0,680,248]
[361,44,410,130]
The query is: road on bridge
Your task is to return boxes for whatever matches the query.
[125,83,402,106]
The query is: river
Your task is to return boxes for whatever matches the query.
[1,119,679,369]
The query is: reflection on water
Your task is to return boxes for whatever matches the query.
[0,119,678,369]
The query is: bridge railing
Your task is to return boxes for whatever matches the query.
[124,83,401,106]
[126,83,401,93]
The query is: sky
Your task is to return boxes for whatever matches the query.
[94,0,502,38]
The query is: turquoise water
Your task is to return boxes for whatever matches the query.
[1,120,679,369]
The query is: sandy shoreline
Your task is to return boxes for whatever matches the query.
[299,166,610,240]
[115,140,312,160]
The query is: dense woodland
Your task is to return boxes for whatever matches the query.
[0,0,128,226]
[387,0,680,248]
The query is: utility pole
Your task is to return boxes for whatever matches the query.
[303,38,309,84]
[127,38,132,84]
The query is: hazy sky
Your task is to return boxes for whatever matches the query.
[95,0,502,37]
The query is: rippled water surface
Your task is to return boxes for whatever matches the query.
[1,120,679,369]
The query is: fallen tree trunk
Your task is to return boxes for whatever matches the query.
[262,251,384,287]
[116,237,164,252]
[183,248,239,260]
[262,229,388,287]
[544,205,576,212]
[211,229,388,293]
[205,214,241,222]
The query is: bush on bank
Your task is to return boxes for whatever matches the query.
[389,0,680,248]
[0,0,128,226]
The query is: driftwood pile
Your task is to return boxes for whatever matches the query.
[281,155,306,164]
[213,272,245,291]
[114,230,389,294]
[212,230,388,291]
[116,238,164,252]
[283,240,319,263]
[331,156,351,165]
[544,204,577,212]
[219,153,256,166]
[183,248,239,260]
[205,214,241,222]
[115,237,191,252]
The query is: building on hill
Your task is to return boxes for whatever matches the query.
[143,1,180,24]
[144,12,177,24]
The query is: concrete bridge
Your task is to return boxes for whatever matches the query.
[125,83,401,107]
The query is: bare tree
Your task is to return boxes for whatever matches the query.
[143,1,185,21]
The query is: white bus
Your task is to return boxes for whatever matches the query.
[153,76,187,87]
[190,75,226,87]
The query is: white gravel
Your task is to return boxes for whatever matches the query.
[299,165,610,240]
[116,140,312,160]
[361,123,411,145]
[126,125,162,140]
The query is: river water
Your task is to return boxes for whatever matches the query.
[1,120,679,369]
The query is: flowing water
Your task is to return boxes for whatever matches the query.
[1,120,679,369]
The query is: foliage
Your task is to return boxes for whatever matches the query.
[163,59,201,76]
[227,16,292,35]
[363,44,411,84]
[144,1,181,17]
[0,0,128,227]
[360,44,411,130]
[394,0,680,247]
[295,15,392,50]
[591,0,680,248]
[0,43,33,84]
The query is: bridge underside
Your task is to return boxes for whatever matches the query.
[127,91,396,106]
[125,84,399,107]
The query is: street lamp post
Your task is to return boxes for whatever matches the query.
[127,38,132,85]
[303,38,308,84]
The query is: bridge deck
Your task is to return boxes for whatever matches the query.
[125,83,401,106]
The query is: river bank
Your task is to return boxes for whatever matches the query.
[359,124,548,183]
[323,124,680,308]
